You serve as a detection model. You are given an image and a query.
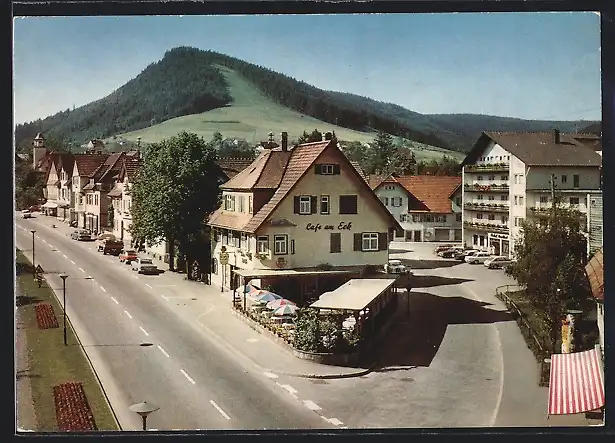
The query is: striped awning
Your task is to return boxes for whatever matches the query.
[548,347,605,415]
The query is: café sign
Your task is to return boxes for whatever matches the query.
[306,222,352,232]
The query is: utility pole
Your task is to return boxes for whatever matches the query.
[550,173,557,218]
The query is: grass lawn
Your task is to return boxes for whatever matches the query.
[16,249,119,432]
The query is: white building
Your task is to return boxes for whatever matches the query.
[369,174,462,242]
[461,130,602,256]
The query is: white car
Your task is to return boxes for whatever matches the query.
[131,257,159,274]
[484,256,516,269]
[385,259,411,274]
[465,251,492,264]
[21,210,33,219]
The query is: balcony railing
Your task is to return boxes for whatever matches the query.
[527,206,585,218]
[463,221,509,233]
[464,202,510,212]
[464,163,510,172]
[464,183,509,192]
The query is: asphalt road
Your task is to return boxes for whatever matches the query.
[15,216,333,431]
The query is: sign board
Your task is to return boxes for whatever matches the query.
[219,252,229,265]
[35,265,45,274]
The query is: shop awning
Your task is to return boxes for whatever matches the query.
[42,201,58,209]
[548,347,604,416]
[310,278,397,312]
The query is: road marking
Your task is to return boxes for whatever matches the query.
[157,345,170,358]
[139,326,149,336]
[70,260,75,264]
[79,268,85,273]
[263,371,278,379]
[209,400,231,420]
[160,294,169,301]
[246,338,259,343]
[62,254,68,259]
[303,400,322,411]
[99,286,107,292]
[110,297,119,304]
[327,417,344,426]
[145,284,152,289]
[280,384,298,395]
[133,275,139,279]
[49,244,55,249]
[180,369,196,384]
[123,310,132,319]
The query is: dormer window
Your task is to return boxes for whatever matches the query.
[225,195,236,211]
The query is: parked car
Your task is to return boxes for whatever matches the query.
[484,256,516,269]
[454,249,480,261]
[465,251,492,264]
[21,210,33,219]
[70,229,92,241]
[98,239,124,255]
[384,259,411,275]
[434,244,457,254]
[119,249,138,264]
[28,205,41,212]
[131,257,159,274]
[439,247,465,258]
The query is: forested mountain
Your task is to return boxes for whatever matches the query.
[15,46,599,154]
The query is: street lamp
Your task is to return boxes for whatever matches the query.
[30,230,36,280]
[59,273,68,346]
[129,401,160,431]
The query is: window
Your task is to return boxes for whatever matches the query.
[569,197,580,206]
[290,239,295,254]
[456,214,462,222]
[299,196,311,214]
[488,195,495,201]
[412,214,421,222]
[384,197,389,206]
[222,230,228,245]
[339,195,358,214]
[274,235,288,255]
[425,214,433,223]
[257,236,269,253]
[216,229,222,243]
[246,235,251,252]
[514,217,524,227]
[514,174,524,184]
[394,197,403,207]
[248,195,253,214]
[561,175,568,184]
[573,174,580,188]
[321,164,334,175]
[455,197,461,206]
[240,232,246,248]
[362,233,378,251]
[330,233,341,253]
[501,216,508,224]
[488,214,495,220]
[400,214,408,222]
[500,195,507,201]
[479,235,485,246]
[477,194,484,200]
[225,195,234,211]
[477,213,484,220]
[501,175,509,181]
[238,195,245,213]
[320,195,330,214]
[473,234,478,245]
[488,175,495,181]
[519,196,524,205]
[477,176,483,181]
[95,194,98,206]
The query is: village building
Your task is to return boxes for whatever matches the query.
[41,153,74,216]
[585,247,604,359]
[369,174,462,242]
[107,151,141,243]
[72,154,109,230]
[207,133,402,301]
[461,130,602,256]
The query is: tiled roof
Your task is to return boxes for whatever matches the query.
[216,157,256,179]
[98,152,125,182]
[254,151,292,188]
[395,175,462,214]
[221,150,290,190]
[572,133,602,152]
[349,160,368,182]
[74,154,109,177]
[208,210,253,231]
[367,174,399,190]
[464,131,602,167]
[123,157,141,181]
[57,153,75,177]
[585,248,603,302]
[107,184,123,198]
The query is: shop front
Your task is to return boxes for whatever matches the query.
[487,232,510,256]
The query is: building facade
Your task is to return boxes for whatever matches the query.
[108,152,141,244]
[461,130,603,256]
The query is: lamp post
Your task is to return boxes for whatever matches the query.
[129,401,159,431]
[60,273,68,346]
[30,230,36,280]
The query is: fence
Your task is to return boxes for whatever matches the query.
[494,284,551,386]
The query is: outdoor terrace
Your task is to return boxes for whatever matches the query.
[463,221,509,233]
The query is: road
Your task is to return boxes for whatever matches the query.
[15,215,334,431]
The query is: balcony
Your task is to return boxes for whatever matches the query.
[464,163,510,173]
[527,206,585,219]
[463,221,509,233]
[464,183,510,193]
[464,202,510,212]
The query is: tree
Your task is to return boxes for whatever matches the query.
[389,146,417,175]
[369,131,397,174]
[505,195,590,353]
[219,137,257,159]
[130,131,221,272]
[107,203,114,230]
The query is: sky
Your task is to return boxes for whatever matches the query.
[13,13,602,125]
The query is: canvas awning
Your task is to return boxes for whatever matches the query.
[547,347,604,416]
[42,201,58,209]
[310,278,397,312]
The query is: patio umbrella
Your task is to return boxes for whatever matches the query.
[273,304,298,316]
[266,298,296,310]
[237,283,260,296]
[255,291,283,303]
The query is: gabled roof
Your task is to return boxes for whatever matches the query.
[448,183,462,198]
[585,248,603,302]
[216,157,256,180]
[221,149,292,190]
[58,153,76,178]
[463,131,603,167]
[349,160,368,182]
[119,155,142,182]
[97,152,125,182]
[395,175,462,214]
[73,154,109,177]
[367,173,400,190]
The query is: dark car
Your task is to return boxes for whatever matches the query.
[439,247,464,258]
[454,249,479,261]
[70,229,92,241]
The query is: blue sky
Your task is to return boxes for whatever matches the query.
[13,13,601,124]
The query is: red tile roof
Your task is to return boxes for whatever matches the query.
[395,175,462,214]
[216,157,256,179]
[367,174,399,190]
[221,149,292,190]
[73,154,109,177]
[585,248,603,302]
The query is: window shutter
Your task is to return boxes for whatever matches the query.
[294,196,300,214]
[330,233,341,253]
[333,164,341,175]
[378,232,388,251]
[314,164,322,174]
[354,233,362,251]
[311,196,317,214]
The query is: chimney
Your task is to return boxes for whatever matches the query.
[553,128,560,144]
[281,132,288,151]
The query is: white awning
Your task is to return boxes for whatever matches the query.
[42,202,58,209]
[310,278,397,312]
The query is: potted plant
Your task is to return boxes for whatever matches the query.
[255,252,268,260]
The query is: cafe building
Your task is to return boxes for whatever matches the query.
[208,132,402,303]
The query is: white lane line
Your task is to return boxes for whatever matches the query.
[157,345,170,358]
[160,294,169,301]
[263,371,278,379]
[62,254,68,259]
[246,338,259,343]
[133,275,139,279]
[139,326,149,336]
[79,267,85,273]
[303,400,322,411]
[110,297,119,305]
[123,310,132,319]
[180,369,196,385]
[210,400,231,420]
[49,244,55,249]
[70,260,75,264]
[99,286,107,292]
[145,284,152,289]
[327,417,344,426]
[280,384,298,395]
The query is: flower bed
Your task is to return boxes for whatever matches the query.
[35,303,59,329]
[53,382,97,431]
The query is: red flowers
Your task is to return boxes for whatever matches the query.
[53,382,97,431]
[35,303,59,329]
